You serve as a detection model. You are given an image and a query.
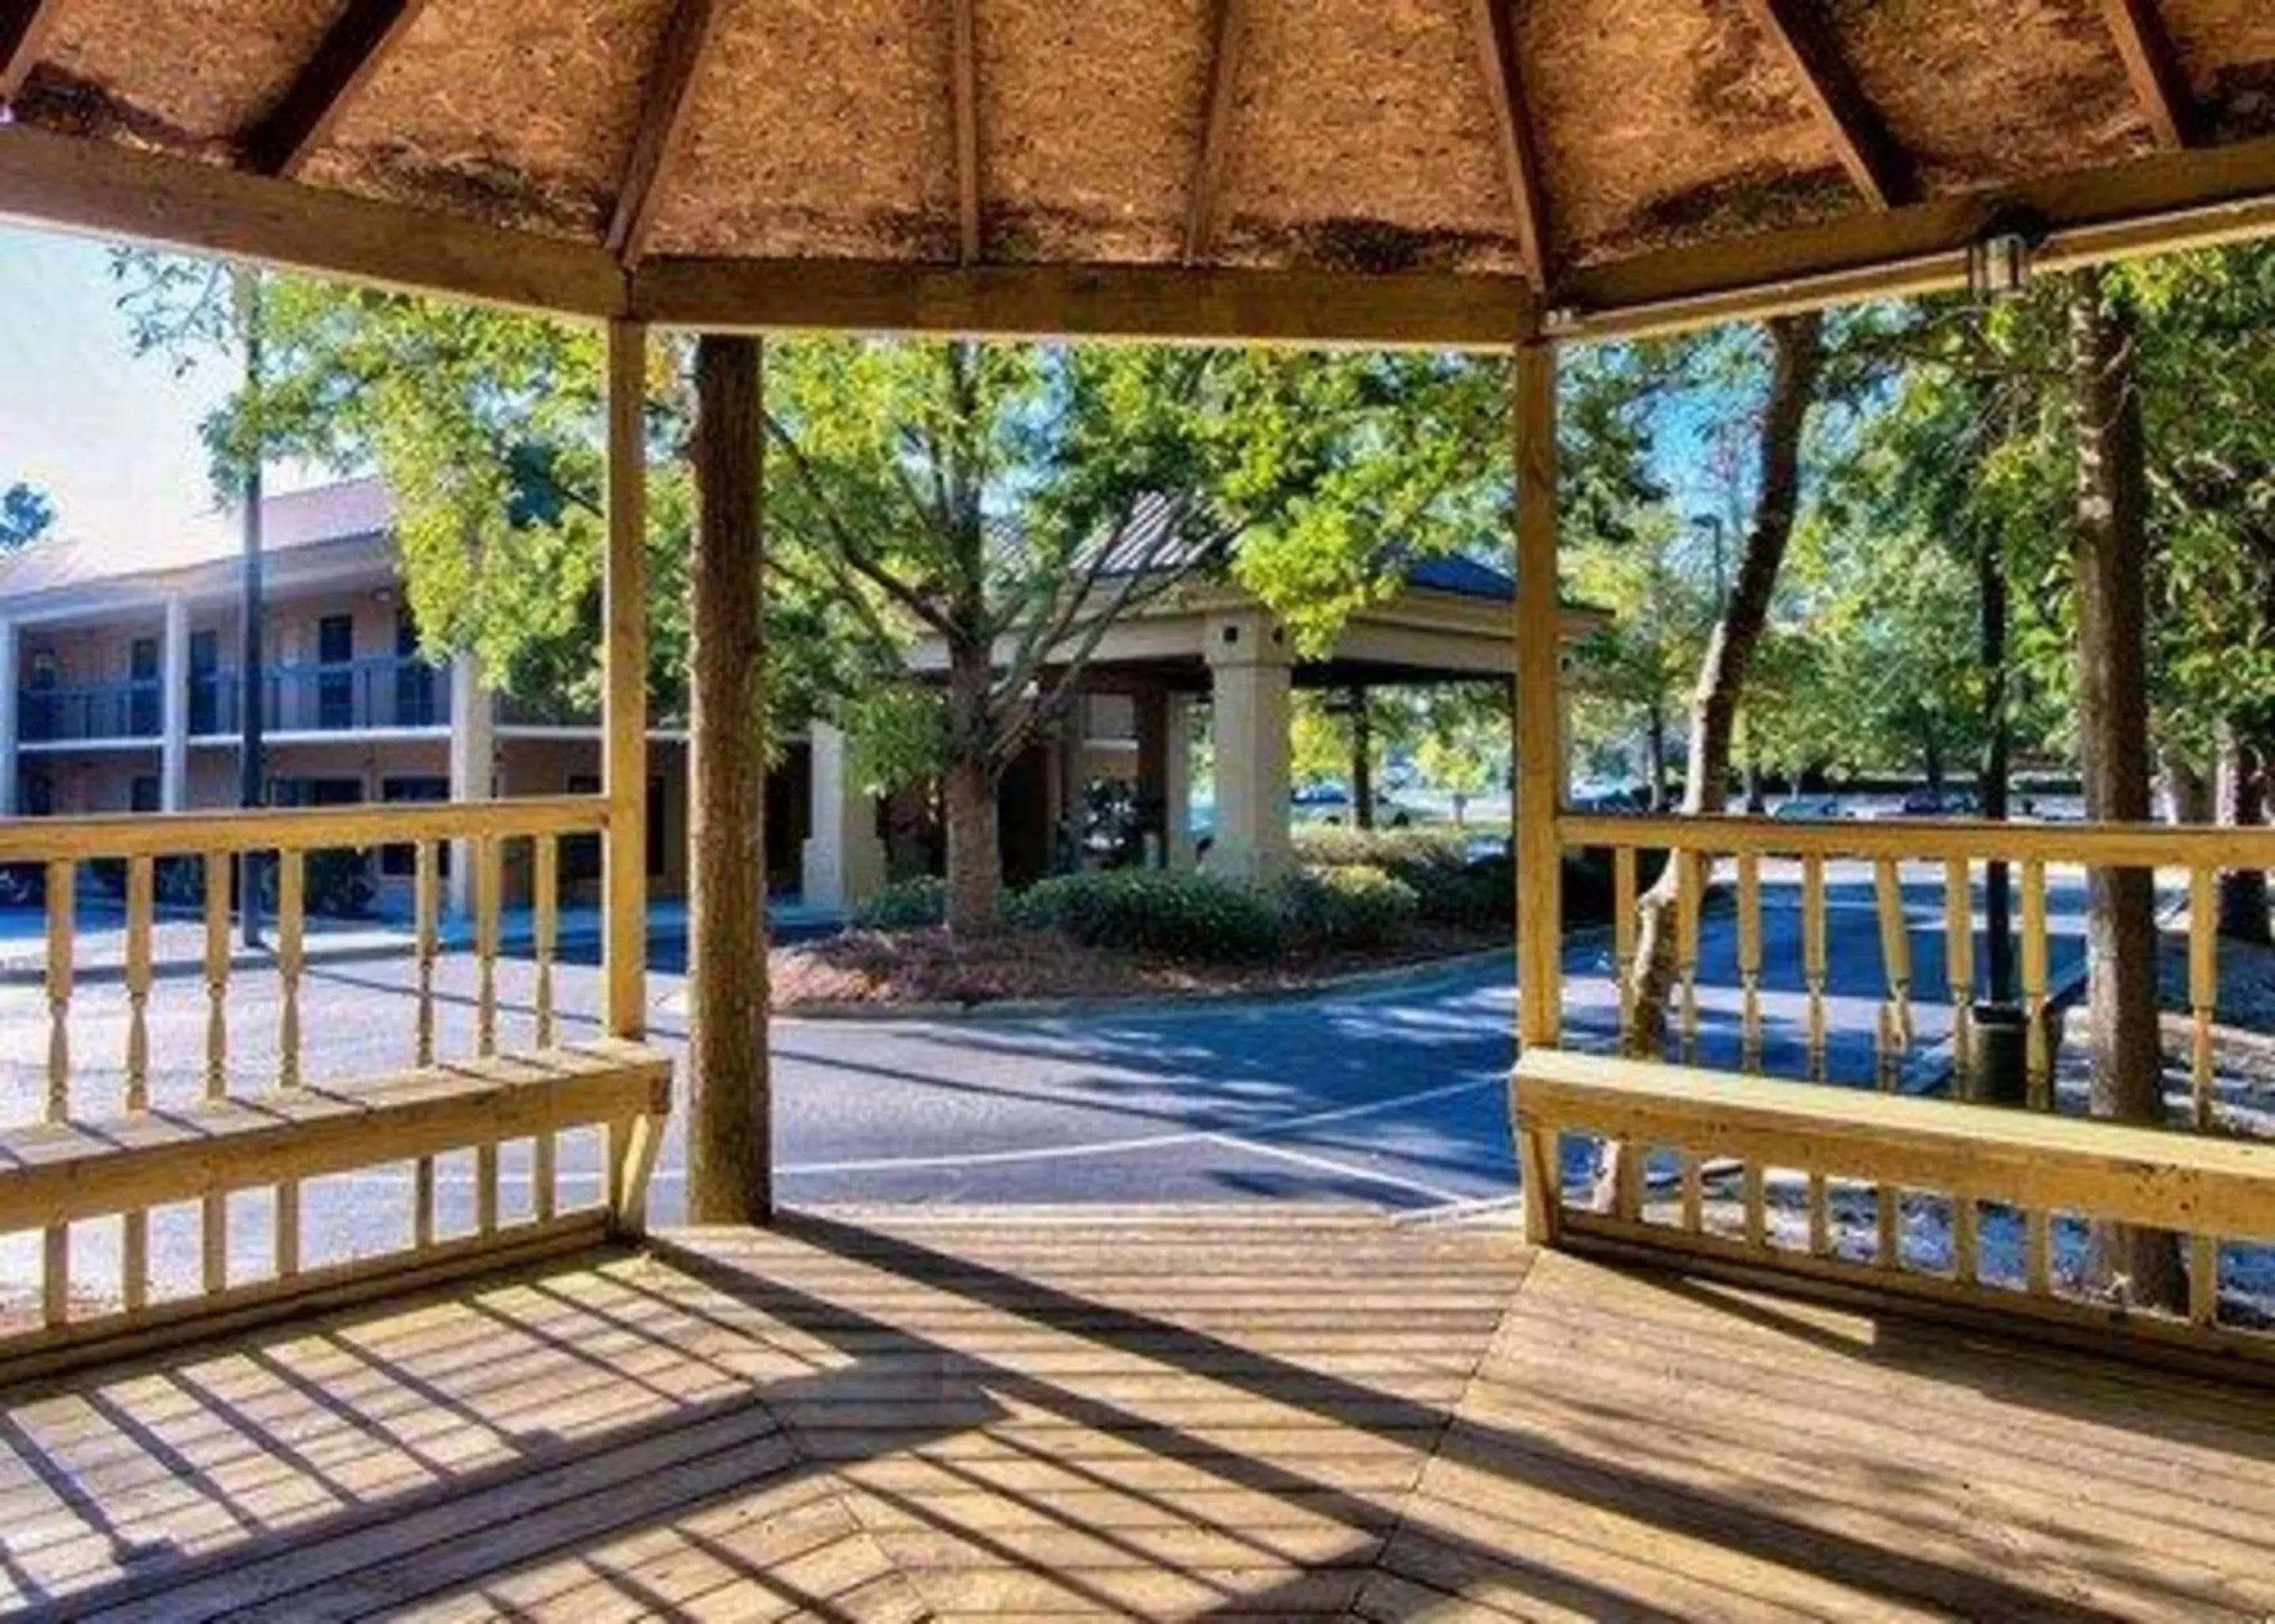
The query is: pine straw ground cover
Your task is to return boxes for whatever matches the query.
[769,919,1505,1010]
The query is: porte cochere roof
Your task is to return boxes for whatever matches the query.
[2,1,2275,344]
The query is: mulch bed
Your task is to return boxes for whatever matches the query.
[770,924,1506,1009]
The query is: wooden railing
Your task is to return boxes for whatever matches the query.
[1532,812,2275,1362]
[0,797,668,1376]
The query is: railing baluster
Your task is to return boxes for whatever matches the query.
[2189,864,2217,1132]
[1675,851,1702,1062]
[122,855,153,1314]
[533,833,559,1222]
[1802,851,1830,1254]
[276,848,303,1279]
[1736,849,1762,1070]
[1872,859,1908,1265]
[1953,1194,1979,1286]
[2026,1211,2051,1296]
[1742,1163,1766,1250]
[2021,858,2051,1111]
[1680,1152,1703,1234]
[476,835,502,1233]
[1944,857,1973,1097]
[203,852,231,1294]
[2191,1235,2220,1328]
[1802,853,1828,1080]
[1874,856,1913,1070]
[1613,844,1637,1047]
[413,840,438,1250]
[43,859,72,1328]
[476,834,500,1058]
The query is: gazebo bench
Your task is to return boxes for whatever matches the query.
[0,1039,672,1378]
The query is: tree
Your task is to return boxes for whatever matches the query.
[0,483,54,549]
[2070,269,2187,1312]
[1626,311,1828,1048]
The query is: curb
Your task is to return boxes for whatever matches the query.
[766,945,1520,1025]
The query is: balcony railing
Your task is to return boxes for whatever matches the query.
[16,657,455,744]
[19,679,162,742]
[197,656,453,734]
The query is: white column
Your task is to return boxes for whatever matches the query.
[447,648,495,915]
[0,620,17,818]
[1201,611,1293,882]
[1164,691,1195,870]
[801,721,886,914]
[160,596,190,812]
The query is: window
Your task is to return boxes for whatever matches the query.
[189,629,220,735]
[130,776,160,814]
[21,773,52,817]
[393,607,439,727]
[317,614,355,729]
[129,637,160,737]
[378,776,449,876]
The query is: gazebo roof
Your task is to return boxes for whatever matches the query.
[2,2,2274,346]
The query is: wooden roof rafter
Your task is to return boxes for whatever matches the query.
[1732,0,1910,210]
[2099,0,2200,151]
[0,0,62,106]
[1465,0,1550,289]
[951,0,981,264]
[606,0,722,266]
[1184,0,1250,265]
[239,0,429,179]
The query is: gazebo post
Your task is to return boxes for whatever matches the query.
[603,318,652,1235]
[687,333,772,1225]
[1513,338,1563,1239]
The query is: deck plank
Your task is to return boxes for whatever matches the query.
[0,1209,2269,1620]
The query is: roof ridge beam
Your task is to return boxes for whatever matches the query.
[1184,0,1250,265]
[0,0,62,106]
[1734,0,1909,209]
[1466,0,1551,289]
[2100,0,2199,151]
[241,0,429,179]
[607,0,723,265]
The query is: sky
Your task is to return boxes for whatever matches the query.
[0,224,239,549]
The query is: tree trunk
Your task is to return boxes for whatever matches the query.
[942,647,1002,935]
[2166,750,2213,826]
[1645,705,1669,810]
[2070,274,2183,1310]
[2217,720,2273,942]
[686,333,771,1226]
[1350,689,1374,831]
[1625,311,1826,1051]
[1923,727,1945,797]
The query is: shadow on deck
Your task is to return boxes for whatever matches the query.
[0,1207,2269,1621]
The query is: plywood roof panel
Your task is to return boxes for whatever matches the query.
[1833,0,2150,193]
[2161,0,2275,141]
[642,0,958,261]
[295,0,671,240]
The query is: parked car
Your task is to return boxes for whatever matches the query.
[1897,788,1977,817]
[1772,794,1846,821]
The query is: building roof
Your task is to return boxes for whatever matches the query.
[1403,554,1514,603]
[0,476,391,602]
[0,5,2270,346]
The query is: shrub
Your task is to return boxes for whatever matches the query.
[1404,854,1514,928]
[306,848,378,919]
[1290,825,1471,873]
[1280,864,1420,951]
[1010,869,1282,962]
[852,875,949,930]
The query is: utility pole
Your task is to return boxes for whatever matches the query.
[235,268,266,950]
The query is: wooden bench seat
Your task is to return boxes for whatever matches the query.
[1514,1047,2275,1247]
[0,1039,671,1236]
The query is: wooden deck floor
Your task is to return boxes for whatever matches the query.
[1,1208,2272,1621]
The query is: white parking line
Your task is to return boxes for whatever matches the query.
[370,1072,1504,1188]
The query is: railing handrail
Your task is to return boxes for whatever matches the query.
[1557,810,2275,868]
[0,795,605,863]
[18,676,162,701]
